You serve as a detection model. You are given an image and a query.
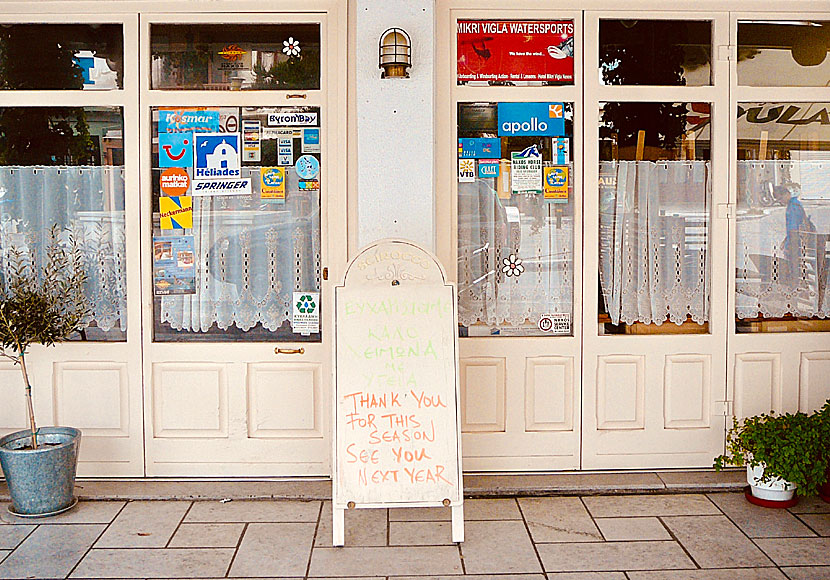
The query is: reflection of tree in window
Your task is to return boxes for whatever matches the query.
[0,28,95,165]
[253,47,320,89]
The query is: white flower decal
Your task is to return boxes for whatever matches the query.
[501,254,524,277]
[282,37,301,57]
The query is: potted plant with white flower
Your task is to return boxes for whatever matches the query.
[0,226,90,516]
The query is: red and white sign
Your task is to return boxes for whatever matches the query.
[457,20,574,84]
[160,167,190,196]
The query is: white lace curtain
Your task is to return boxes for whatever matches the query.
[0,166,127,332]
[599,160,711,326]
[736,160,830,320]
[160,167,321,332]
[457,172,574,328]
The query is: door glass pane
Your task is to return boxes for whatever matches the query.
[0,24,123,90]
[151,24,320,91]
[457,102,574,337]
[152,106,321,342]
[738,21,830,87]
[599,20,711,86]
[0,106,126,341]
[457,20,574,86]
[598,102,711,334]
[736,102,830,333]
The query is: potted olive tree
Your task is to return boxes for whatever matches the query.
[715,402,830,506]
[818,401,830,503]
[0,227,90,516]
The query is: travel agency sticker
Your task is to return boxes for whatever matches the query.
[544,166,569,203]
[159,196,193,230]
[192,133,252,195]
[260,167,286,202]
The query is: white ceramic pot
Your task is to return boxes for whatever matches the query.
[747,463,796,501]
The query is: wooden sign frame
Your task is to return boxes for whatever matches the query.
[332,239,464,546]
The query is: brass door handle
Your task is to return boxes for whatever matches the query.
[275,347,305,355]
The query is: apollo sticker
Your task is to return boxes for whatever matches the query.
[538,313,570,335]
[268,112,318,126]
[295,155,320,180]
[293,291,320,335]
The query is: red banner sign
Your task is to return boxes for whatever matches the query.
[457,20,574,85]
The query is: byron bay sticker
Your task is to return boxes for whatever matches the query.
[478,159,500,179]
[159,167,190,196]
[194,133,241,180]
[268,111,318,126]
[544,166,569,203]
[192,178,252,196]
[159,133,193,168]
[510,145,543,194]
[292,291,320,335]
[302,128,321,153]
[538,313,571,335]
[159,196,193,230]
[458,159,476,182]
[242,120,261,162]
[260,167,286,202]
[295,155,320,180]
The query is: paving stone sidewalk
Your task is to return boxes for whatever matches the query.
[0,492,827,579]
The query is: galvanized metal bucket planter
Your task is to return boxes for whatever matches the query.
[0,427,81,517]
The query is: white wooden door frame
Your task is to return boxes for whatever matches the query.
[138,6,348,476]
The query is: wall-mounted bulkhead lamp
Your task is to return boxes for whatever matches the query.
[379,28,411,78]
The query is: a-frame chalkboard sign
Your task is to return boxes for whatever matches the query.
[332,239,464,546]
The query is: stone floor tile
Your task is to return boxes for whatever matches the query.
[657,469,746,491]
[799,513,830,536]
[309,546,462,576]
[0,523,104,579]
[70,548,234,578]
[583,494,720,517]
[460,520,541,574]
[186,499,320,522]
[627,569,786,579]
[537,541,694,572]
[546,574,628,580]
[316,503,387,547]
[388,507,448,521]
[95,501,190,548]
[0,553,6,565]
[464,472,664,495]
[708,492,815,538]
[0,500,125,524]
[229,522,316,577]
[389,521,452,545]
[169,523,244,548]
[518,497,602,543]
[781,566,830,579]
[663,515,773,568]
[789,497,830,514]
[595,517,671,541]
[755,537,830,566]
[0,526,34,550]
[394,576,547,580]
[464,498,521,520]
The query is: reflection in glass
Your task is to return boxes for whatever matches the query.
[736,103,830,333]
[599,20,711,86]
[738,21,830,87]
[599,102,711,333]
[0,107,126,341]
[457,102,574,337]
[151,24,320,90]
[152,107,321,342]
[0,24,122,90]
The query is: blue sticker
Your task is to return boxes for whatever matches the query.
[459,137,501,159]
[159,133,194,168]
[194,133,241,180]
[497,102,565,137]
[303,128,320,146]
[295,155,320,180]
[478,160,500,178]
[159,109,221,133]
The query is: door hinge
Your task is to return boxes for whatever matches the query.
[716,203,735,220]
[717,45,736,61]
[322,267,328,281]
[713,400,734,416]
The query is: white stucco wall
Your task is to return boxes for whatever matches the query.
[355,0,435,251]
